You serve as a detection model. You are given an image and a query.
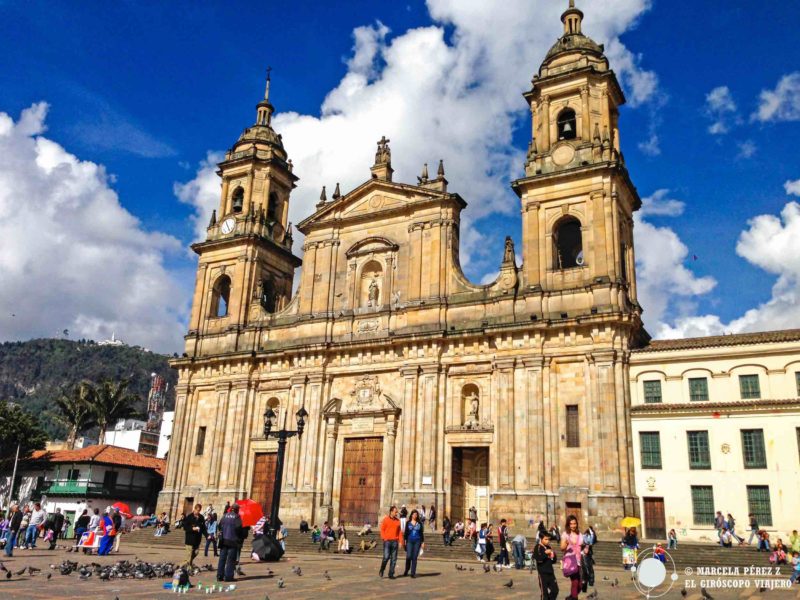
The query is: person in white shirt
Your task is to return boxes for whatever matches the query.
[24,503,47,549]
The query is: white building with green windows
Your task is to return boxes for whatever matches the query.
[629,329,800,542]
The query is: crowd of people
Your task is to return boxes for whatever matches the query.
[0,503,126,557]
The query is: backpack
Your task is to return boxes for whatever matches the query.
[562,549,580,576]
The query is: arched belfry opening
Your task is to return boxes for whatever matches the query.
[553,216,584,269]
[557,108,577,141]
[231,186,244,213]
[210,274,231,317]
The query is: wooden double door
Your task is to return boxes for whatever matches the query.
[251,452,278,517]
[339,437,383,526]
[643,497,666,540]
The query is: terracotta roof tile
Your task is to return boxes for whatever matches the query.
[29,444,166,477]
[633,329,800,353]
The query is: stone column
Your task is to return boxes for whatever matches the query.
[541,96,552,151]
[495,358,516,490]
[399,367,419,490]
[381,416,398,508]
[211,384,231,489]
[322,417,338,507]
[523,201,541,289]
[418,365,439,490]
[580,86,590,140]
[160,382,190,510]
[300,375,324,490]
[284,376,307,490]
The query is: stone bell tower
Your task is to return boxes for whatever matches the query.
[513,0,641,313]
[184,73,302,357]
[511,0,643,525]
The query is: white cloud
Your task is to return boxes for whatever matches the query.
[0,104,187,352]
[174,152,224,241]
[736,140,757,159]
[785,179,800,196]
[752,72,800,122]
[639,189,685,217]
[654,195,800,338]
[178,0,658,277]
[638,132,661,156]
[704,85,738,135]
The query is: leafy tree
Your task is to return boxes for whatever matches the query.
[0,400,48,469]
[87,379,139,436]
[54,382,97,450]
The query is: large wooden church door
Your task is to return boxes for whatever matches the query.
[339,437,383,526]
[251,452,277,517]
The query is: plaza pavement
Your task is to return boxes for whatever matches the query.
[0,543,798,599]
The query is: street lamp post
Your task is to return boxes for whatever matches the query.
[263,405,308,536]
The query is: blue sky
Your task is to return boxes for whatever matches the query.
[1,0,798,351]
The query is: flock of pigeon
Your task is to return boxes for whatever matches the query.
[0,557,192,581]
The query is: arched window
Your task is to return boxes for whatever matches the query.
[360,260,383,307]
[260,278,276,313]
[267,192,279,222]
[557,108,577,141]
[231,187,244,213]
[210,275,231,317]
[553,217,584,270]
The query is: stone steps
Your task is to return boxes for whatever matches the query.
[125,528,772,569]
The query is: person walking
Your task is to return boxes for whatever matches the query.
[560,515,582,600]
[512,532,527,569]
[747,514,759,545]
[4,504,22,557]
[496,518,511,568]
[182,503,206,569]
[111,507,124,553]
[48,508,65,550]
[337,523,349,553]
[727,513,744,545]
[216,504,243,583]
[534,531,559,600]
[402,509,425,578]
[475,523,488,562]
[25,502,47,549]
[378,505,402,579]
[621,527,640,569]
[714,511,725,545]
[204,513,219,557]
[428,505,437,532]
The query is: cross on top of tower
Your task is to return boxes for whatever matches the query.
[265,66,272,101]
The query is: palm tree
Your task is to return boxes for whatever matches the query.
[89,379,139,437]
[55,383,97,450]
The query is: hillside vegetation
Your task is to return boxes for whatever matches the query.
[0,338,177,439]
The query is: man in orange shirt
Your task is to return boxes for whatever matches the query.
[378,505,403,579]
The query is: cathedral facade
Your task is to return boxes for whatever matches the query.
[159,2,645,531]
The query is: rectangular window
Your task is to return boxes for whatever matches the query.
[739,374,761,399]
[691,485,715,525]
[687,431,711,469]
[747,486,772,526]
[195,426,207,456]
[566,405,579,448]
[741,429,767,468]
[643,380,662,404]
[688,377,709,401]
[639,432,662,469]
[796,372,800,396]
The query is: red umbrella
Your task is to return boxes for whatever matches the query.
[112,501,132,518]
[235,499,264,527]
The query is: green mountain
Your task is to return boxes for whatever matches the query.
[0,338,177,440]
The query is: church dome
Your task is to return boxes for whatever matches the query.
[234,121,284,150]
[543,31,604,64]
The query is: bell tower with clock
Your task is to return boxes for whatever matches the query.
[185,74,302,356]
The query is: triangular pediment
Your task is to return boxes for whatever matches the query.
[297,178,457,233]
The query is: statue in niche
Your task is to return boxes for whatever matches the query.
[503,236,515,264]
[463,391,480,428]
[368,279,380,306]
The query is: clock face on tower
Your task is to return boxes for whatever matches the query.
[220,217,236,234]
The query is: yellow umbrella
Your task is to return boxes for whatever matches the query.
[620,516,641,528]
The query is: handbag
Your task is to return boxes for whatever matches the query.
[562,550,579,576]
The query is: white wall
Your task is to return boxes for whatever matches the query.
[157,411,174,459]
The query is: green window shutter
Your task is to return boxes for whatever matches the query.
[643,380,662,404]
[639,432,662,469]
[741,429,767,469]
[688,377,709,401]
[739,374,761,399]
[691,485,715,525]
[746,486,772,527]
[687,431,711,469]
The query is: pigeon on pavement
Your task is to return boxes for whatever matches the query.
[504,579,513,588]
[277,577,285,588]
